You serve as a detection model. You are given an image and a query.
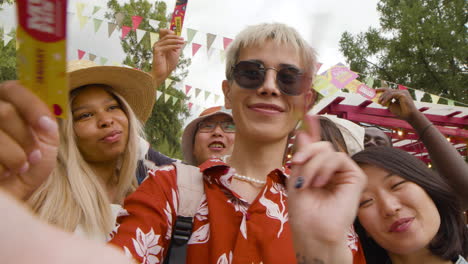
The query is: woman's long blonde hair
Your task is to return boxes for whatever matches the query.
[28,85,143,238]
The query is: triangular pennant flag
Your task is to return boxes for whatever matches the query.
[185,85,192,94]
[315,63,323,74]
[223,37,233,50]
[115,12,125,26]
[447,99,455,106]
[165,93,172,103]
[398,84,408,90]
[93,18,103,33]
[188,102,193,110]
[92,6,101,15]
[88,53,97,61]
[121,25,131,39]
[4,35,13,46]
[214,94,220,103]
[204,90,211,100]
[186,28,197,43]
[108,22,117,37]
[206,33,216,51]
[149,19,159,31]
[172,96,178,105]
[79,15,89,29]
[76,2,85,16]
[192,43,201,56]
[364,76,374,88]
[132,16,143,30]
[150,32,159,47]
[207,48,215,60]
[430,94,440,104]
[156,91,162,101]
[165,79,173,88]
[195,88,202,98]
[77,49,86,60]
[220,50,226,62]
[414,90,424,102]
[136,29,147,43]
[99,57,108,65]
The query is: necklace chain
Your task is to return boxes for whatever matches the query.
[233,173,266,185]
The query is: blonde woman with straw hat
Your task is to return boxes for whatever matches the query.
[0,29,185,241]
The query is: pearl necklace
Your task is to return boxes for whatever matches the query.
[233,173,266,185]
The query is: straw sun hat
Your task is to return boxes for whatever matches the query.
[68,60,155,123]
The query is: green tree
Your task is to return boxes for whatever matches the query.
[339,0,467,103]
[0,28,17,81]
[106,0,191,159]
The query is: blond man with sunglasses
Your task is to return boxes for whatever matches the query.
[108,23,367,264]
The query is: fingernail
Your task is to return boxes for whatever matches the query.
[294,176,304,189]
[38,116,58,134]
[19,162,29,174]
[28,149,42,164]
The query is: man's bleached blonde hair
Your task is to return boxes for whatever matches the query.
[225,23,318,84]
[28,86,142,239]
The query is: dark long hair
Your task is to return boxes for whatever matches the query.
[352,147,468,263]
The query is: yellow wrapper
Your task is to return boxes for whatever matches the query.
[16,0,68,118]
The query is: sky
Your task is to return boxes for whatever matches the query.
[0,0,381,122]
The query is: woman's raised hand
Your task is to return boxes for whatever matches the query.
[0,81,59,200]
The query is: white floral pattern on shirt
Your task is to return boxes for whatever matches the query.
[131,228,163,264]
[259,182,288,238]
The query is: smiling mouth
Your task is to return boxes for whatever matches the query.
[208,142,225,150]
[248,103,285,114]
[389,217,414,233]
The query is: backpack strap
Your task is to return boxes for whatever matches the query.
[164,161,204,264]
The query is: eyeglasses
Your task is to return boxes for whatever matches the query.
[197,121,236,133]
[231,60,310,96]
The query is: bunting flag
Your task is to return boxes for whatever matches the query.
[188,102,193,110]
[206,33,216,51]
[150,32,159,47]
[398,84,408,90]
[92,6,101,15]
[195,88,202,98]
[192,43,201,56]
[93,18,103,33]
[132,16,143,30]
[214,94,220,103]
[165,79,173,88]
[204,90,210,100]
[430,94,440,104]
[149,19,159,30]
[156,91,162,101]
[121,25,131,39]
[4,34,13,46]
[99,57,108,65]
[78,49,86,60]
[186,28,197,43]
[115,12,125,26]
[315,63,323,74]
[207,48,215,60]
[78,15,89,29]
[164,93,171,103]
[108,22,117,37]
[219,50,226,63]
[172,96,179,105]
[223,37,233,50]
[364,76,374,88]
[76,2,85,17]
[88,53,97,61]
[447,99,455,106]
[136,29,147,43]
[185,85,192,94]
[414,90,424,102]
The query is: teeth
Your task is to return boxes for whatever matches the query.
[209,143,224,148]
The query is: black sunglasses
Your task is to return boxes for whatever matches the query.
[231,60,310,96]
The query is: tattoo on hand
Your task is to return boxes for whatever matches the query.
[296,253,325,264]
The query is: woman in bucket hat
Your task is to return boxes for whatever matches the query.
[181,106,235,166]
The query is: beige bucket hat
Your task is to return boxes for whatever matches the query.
[68,60,155,123]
